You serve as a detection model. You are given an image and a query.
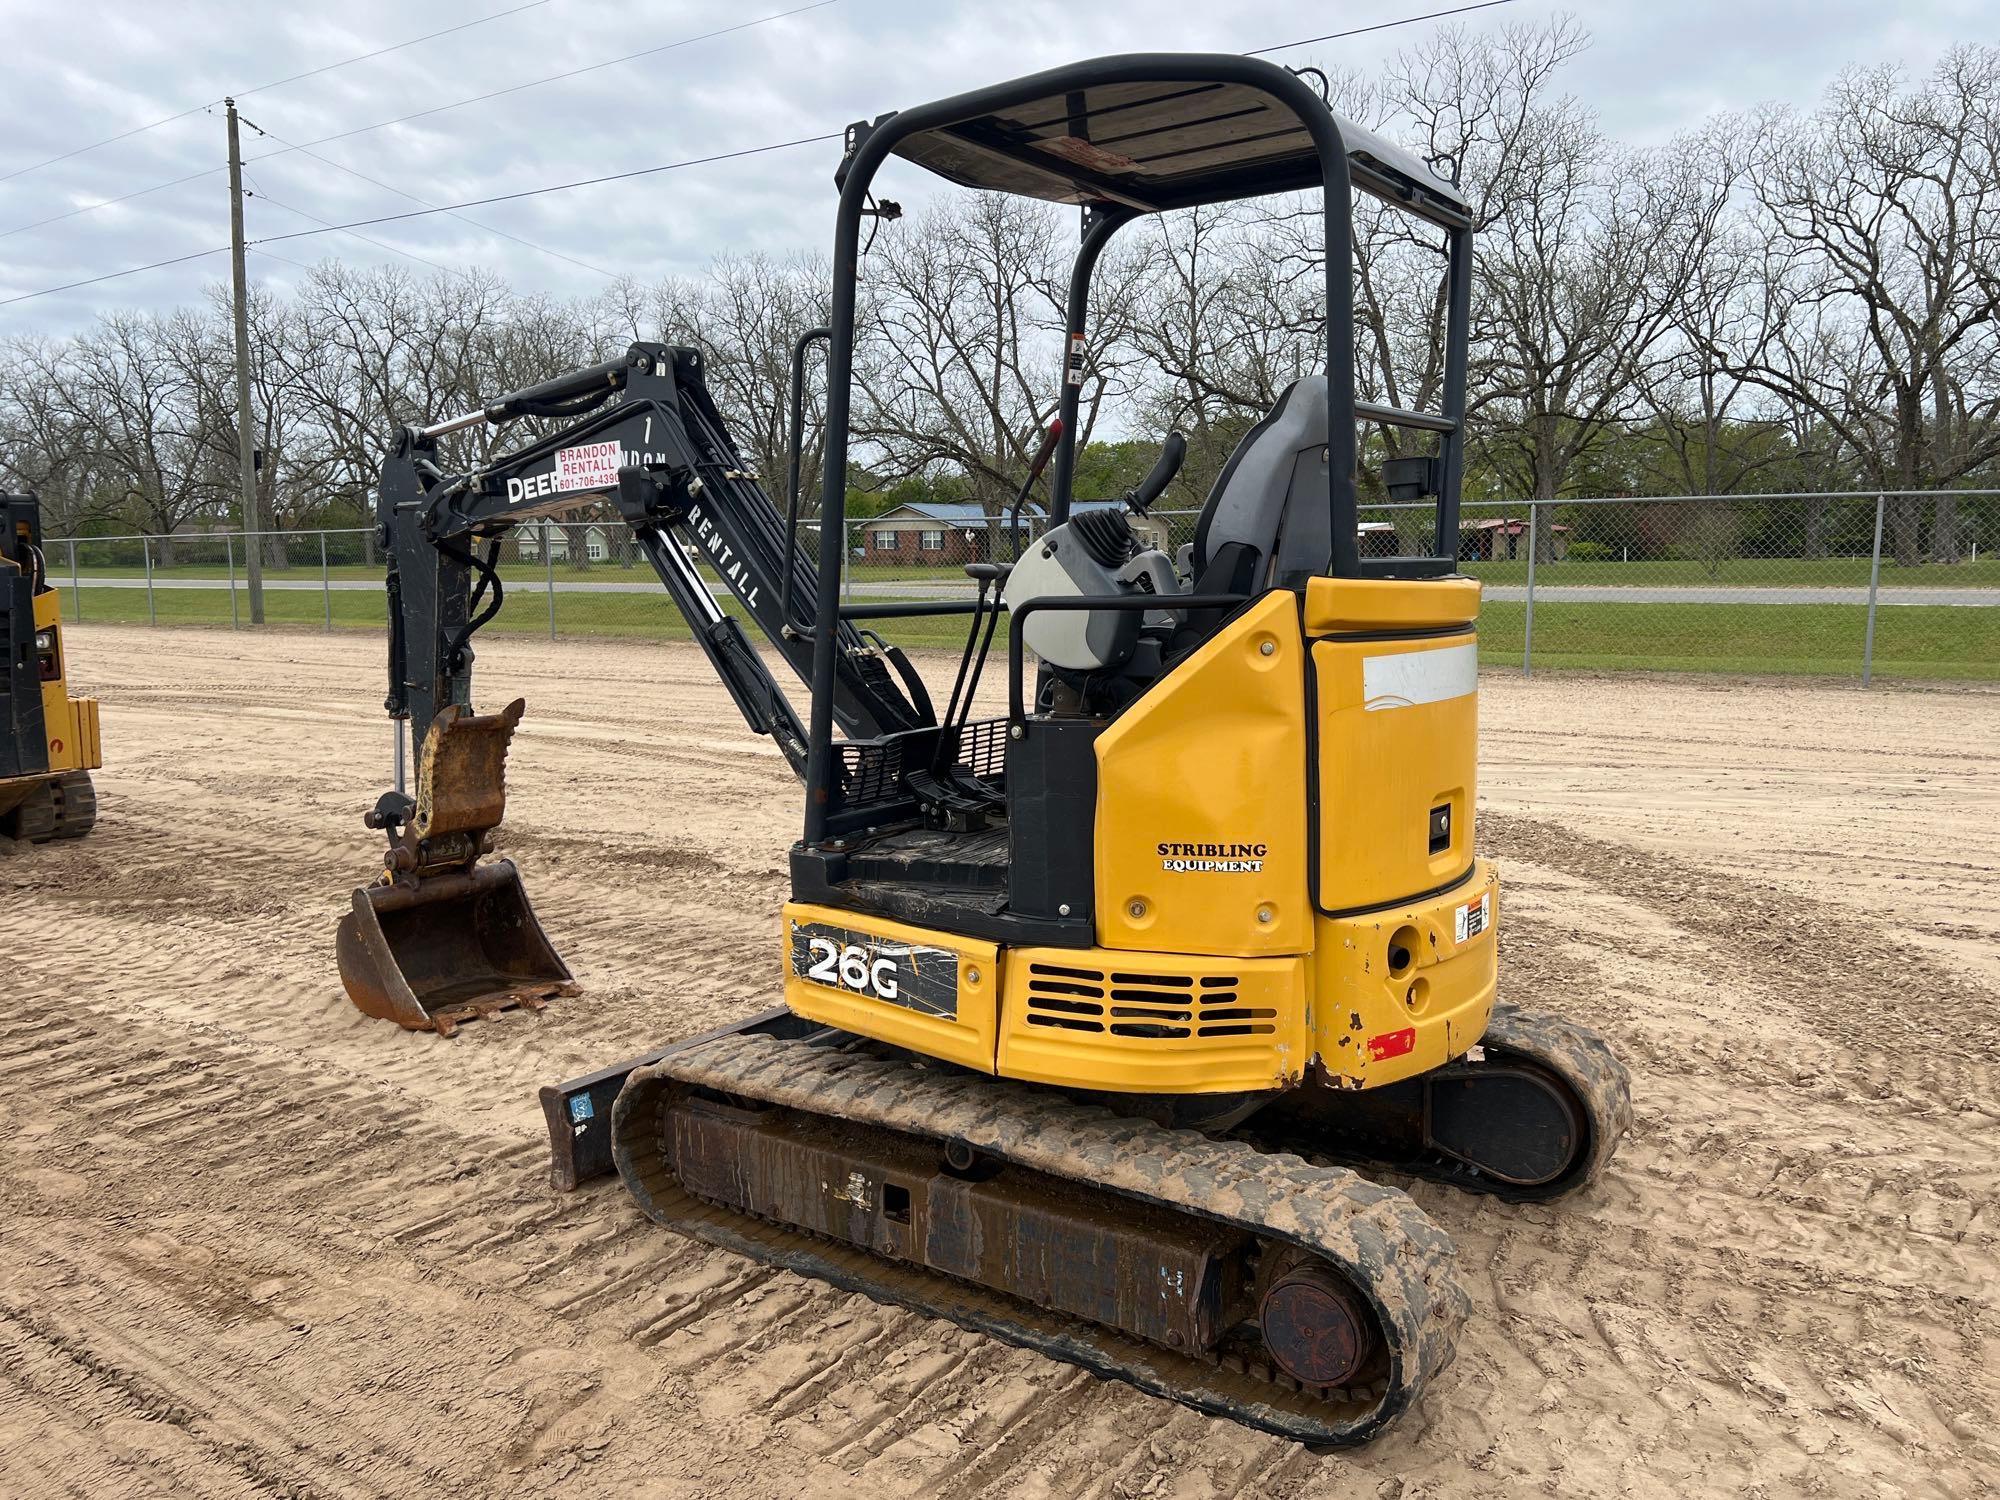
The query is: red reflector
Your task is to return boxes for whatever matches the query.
[1367,1027,1416,1061]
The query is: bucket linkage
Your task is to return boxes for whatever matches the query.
[336,699,576,1036]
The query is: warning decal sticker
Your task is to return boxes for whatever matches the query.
[1454,891,1491,943]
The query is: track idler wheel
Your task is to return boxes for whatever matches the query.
[1259,1255,1379,1388]
[1424,1059,1584,1188]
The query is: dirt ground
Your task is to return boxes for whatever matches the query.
[3,623,1995,1500]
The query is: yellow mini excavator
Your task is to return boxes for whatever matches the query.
[1,494,100,843]
[340,54,1630,1443]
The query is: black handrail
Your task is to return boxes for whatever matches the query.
[781,325,832,634]
[1005,593,1251,720]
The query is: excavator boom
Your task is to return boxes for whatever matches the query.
[338,342,930,1031]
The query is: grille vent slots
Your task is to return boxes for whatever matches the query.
[1023,964,1276,1040]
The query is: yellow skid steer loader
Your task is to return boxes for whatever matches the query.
[1,494,100,844]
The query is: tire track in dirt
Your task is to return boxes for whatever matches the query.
[2,939,1248,1499]
[9,624,1997,1499]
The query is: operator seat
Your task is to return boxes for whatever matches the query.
[1173,377,1332,653]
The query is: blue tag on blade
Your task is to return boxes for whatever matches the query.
[568,1094,595,1123]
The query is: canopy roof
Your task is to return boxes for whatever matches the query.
[888,76,1468,219]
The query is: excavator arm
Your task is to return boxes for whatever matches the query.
[378,341,927,771]
[339,341,931,1035]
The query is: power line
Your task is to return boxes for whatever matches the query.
[0,133,835,308]
[1247,0,1522,55]
[1,1,1521,310]
[249,134,840,248]
[250,0,842,161]
[1,107,214,188]
[0,245,229,307]
[0,1,839,240]
[0,0,554,185]
[257,130,620,280]
[245,173,462,278]
[237,1,552,102]
[1,161,219,241]
[257,194,457,276]
[251,247,318,274]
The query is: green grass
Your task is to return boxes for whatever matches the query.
[59,551,2000,592]
[1473,600,1999,680]
[1459,555,2000,589]
[64,585,1998,681]
[62,581,982,649]
[65,558,701,585]
[59,556,976,587]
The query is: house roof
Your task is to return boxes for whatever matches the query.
[872,502,1043,525]
[871,498,1136,525]
[1464,517,1569,532]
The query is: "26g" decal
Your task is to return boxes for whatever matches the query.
[788,919,960,1019]
[804,937,901,1001]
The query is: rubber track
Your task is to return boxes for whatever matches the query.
[51,771,96,841]
[613,1030,1470,1445]
[8,779,57,843]
[1480,1001,1632,1195]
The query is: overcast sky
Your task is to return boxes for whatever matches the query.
[0,0,1990,334]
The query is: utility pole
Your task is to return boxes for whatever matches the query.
[225,98,265,623]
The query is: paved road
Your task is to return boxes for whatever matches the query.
[70,575,2000,607]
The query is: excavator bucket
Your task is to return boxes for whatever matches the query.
[336,700,578,1036]
[336,862,575,1035]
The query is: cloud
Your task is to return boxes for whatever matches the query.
[0,0,1981,330]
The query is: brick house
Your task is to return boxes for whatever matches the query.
[862,503,1000,565]
[860,501,1171,566]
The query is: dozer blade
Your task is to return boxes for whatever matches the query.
[337,861,576,1036]
[337,698,577,1036]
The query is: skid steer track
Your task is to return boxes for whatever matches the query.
[613,1029,1469,1445]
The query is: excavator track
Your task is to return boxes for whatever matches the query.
[1255,1002,1632,1203]
[1475,1002,1632,1192]
[613,1028,1469,1445]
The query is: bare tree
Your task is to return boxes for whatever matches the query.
[0,335,115,533]
[629,253,834,511]
[1415,22,1702,530]
[1713,48,2000,562]
[57,311,226,562]
[852,195,1143,544]
[1629,122,1809,503]
[1130,202,1321,503]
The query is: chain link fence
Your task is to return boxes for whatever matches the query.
[49,490,1999,682]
